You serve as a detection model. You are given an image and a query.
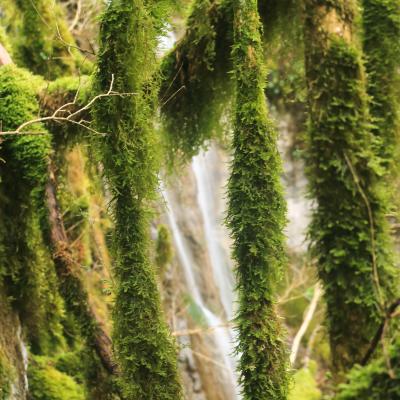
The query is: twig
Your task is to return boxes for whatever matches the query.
[0,75,136,136]
[290,283,323,365]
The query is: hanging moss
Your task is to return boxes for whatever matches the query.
[160,0,233,163]
[0,65,65,353]
[93,0,182,398]
[335,337,400,399]
[14,0,88,79]
[303,0,398,373]
[361,0,400,168]
[227,1,289,398]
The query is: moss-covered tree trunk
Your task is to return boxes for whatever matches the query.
[227,1,289,398]
[361,0,400,168]
[94,0,182,398]
[303,0,397,374]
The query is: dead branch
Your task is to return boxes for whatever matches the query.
[0,74,136,136]
[290,283,323,365]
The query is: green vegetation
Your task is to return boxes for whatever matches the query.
[28,356,85,400]
[335,338,400,399]
[227,0,289,398]
[94,0,182,397]
[155,224,174,271]
[289,364,321,400]
[303,0,397,373]
[361,0,400,168]
[0,0,399,398]
[160,0,233,162]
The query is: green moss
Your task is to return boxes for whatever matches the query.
[227,1,289,398]
[160,0,233,163]
[361,0,400,168]
[0,349,13,400]
[289,364,321,400]
[28,356,86,400]
[303,0,398,372]
[335,337,400,399]
[14,0,90,78]
[94,0,182,397]
[0,65,65,353]
[155,224,174,272]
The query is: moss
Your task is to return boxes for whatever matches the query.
[289,363,321,400]
[303,0,398,373]
[227,1,289,398]
[14,0,83,79]
[28,356,86,400]
[160,0,233,163]
[335,337,400,399]
[361,0,400,168]
[0,65,65,353]
[155,224,174,272]
[94,0,182,398]
[0,349,13,400]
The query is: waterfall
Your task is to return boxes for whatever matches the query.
[192,150,235,320]
[162,178,241,399]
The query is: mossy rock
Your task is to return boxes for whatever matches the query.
[28,356,86,400]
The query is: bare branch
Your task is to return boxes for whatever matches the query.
[290,283,323,365]
[0,74,136,137]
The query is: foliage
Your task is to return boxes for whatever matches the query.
[0,349,12,400]
[160,0,233,163]
[14,0,81,79]
[289,363,321,400]
[335,337,400,399]
[303,0,397,372]
[227,0,289,398]
[0,65,65,353]
[361,0,400,168]
[28,355,86,400]
[93,0,182,398]
[155,224,174,271]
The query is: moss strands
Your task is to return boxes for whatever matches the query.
[361,0,400,168]
[94,0,182,398]
[227,1,289,398]
[303,0,398,373]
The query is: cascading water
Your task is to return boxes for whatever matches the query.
[192,150,235,321]
[162,171,241,399]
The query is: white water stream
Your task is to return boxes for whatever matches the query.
[162,146,241,398]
